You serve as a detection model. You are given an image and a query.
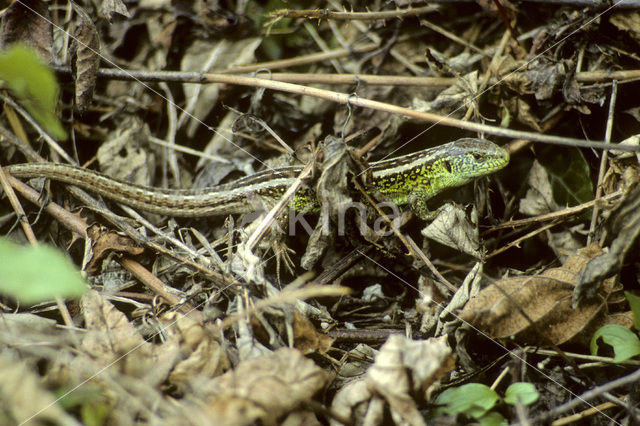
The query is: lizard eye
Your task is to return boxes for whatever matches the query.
[442,160,452,173]
[472,152,484,162]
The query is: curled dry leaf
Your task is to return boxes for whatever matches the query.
[85,225,144,274]
[162,312,229,389]
[526,59,568,101]
[79,292,182,389]
[421,203,482,259]
[200,348,328,425]
[461,244,617,346]
[331,335,454,426]
[519,160,561,216]
[610,12,640,44]
[413,71,479,117]
[96,118,156,185]
[70,4,100,114]
[80,290,155,378]
[368,334,454,401]
[502,96,542,132]
[574,183,640,306]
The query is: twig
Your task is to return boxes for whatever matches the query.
[245,161,314,252]
[420,18,489,56]
[196,73,637,151]
[587,81,617,244]
[0,92,74,163]
[425,0,640,7]
[53,66,640,151]
[327,0,426,75]
[489,190,623,230]
[531,366,640,422]
[486,221,558,259]
[267,5,438,20]
[0,162,37,244]
[217,42,380,74]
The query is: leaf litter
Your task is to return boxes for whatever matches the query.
[1,1,640,424]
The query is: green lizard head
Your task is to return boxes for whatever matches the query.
[370,138,509,206]
[436,138,510,183]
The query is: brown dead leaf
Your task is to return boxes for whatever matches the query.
[0,355,79,425]
[603,311,635,330]
[502,96,542,132]
[413,71,479,118]
[575,183,640,306]
[519,160,561,216]
[292,310,334,354]
[162,312,230,389]
[461,244,614,346]
[201,348,328,425]
[81,290,155,378]
[525,59,568,101]
[368,334,454,400]
[0,0,52,60]
[70,4,100,114]
[85,225,144,274]
[421,204,482,259]
[332,335,453,426]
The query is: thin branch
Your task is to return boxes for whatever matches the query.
[587,81,617,244]
[53,66,640,152]
[267,5,438,21]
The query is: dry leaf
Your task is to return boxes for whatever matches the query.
[0,0,52,60]
[525,59,568,101]
[575,183,640,305]
[367,334,454,400]
[96,119,156,186]
[85,225,144,274]
[81,290,155,378]
[280,410,323,426]
[180,38,261,137]
[519,160,561,216]
[461,244,614,346]
[502,96,542,132]
[610,12,640,43]
[70,4,100,113]
[421,203,481,258]
[162,312,229,389]
[332,335,454,426]
[292,310,334,354]
[99,0,131,22]
[413,71,479,117]
[0,355,79,425]
[201,348,328,425]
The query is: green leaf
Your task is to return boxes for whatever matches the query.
[537,146,593,207]
[625,291,640,330]
[0,238,86,303]
[0,45,66,140]
[434,383,500,419]
[590,324,640,362]
[478,411,508,426]
[504,382,539,406]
